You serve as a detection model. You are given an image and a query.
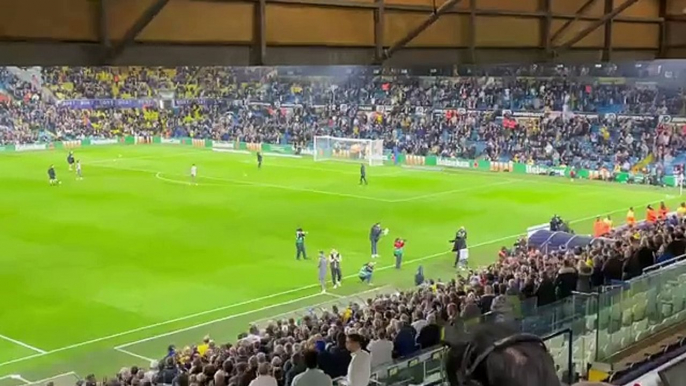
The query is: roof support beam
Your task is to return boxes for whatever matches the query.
[373,0,385,64]
[602,0,612,61]
[101,0,170,64]
[468,0,476,63]
[250,0,266,65]
[555,0,640,54]
[381,0,465,61]
[98,0,110,51]
[549,0,597,45]
[657,0,667,58]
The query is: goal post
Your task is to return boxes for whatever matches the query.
[313,136,385,166]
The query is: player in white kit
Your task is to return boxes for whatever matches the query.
[190,164,198,185]
[76,160,83,180]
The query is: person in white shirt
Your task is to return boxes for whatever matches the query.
[248,363,277,386]
[411,310,428,335]
[190,164,198,185]
[292,349,333,386]
[367,330,393,368]
[345,333,371,386]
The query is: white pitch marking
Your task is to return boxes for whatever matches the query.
[0,334,46,354]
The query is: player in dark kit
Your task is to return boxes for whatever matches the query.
[48,165,59,185]
[449,227,468,268]
[295,228,308,260]
[67,151,75,171]
[257,152,263,169]
[359,163,368,185]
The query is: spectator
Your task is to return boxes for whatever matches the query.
[392,315,419,358]
[460,293,482,321]
[554,259,578,299]
[291,349,332,386]
[249,363,277,386]
[411,310,428,335]
[345,333,371,386]
[577,260,593,293]
[534,271,556,307]
[284,353,305,386]
[416,313,441,349]
[367,330,393,368]
[479,285,495,314]
[602,249,624,284]
[318,332,350,378]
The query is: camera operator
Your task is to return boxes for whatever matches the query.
[550,215,563,231]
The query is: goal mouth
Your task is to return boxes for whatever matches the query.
[313,135,385,166]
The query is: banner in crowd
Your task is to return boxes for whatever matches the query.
[57,97,686,125]
[0,144,15,152]
[161,138,182,144]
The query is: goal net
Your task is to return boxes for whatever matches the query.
[313,136,385,166]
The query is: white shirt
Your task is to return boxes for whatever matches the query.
[368,339,394,368]
[347,349,371,386]
[411,319,428,335]
[292,368,333,386]
[191,166,197,175]
[248,375,277,386]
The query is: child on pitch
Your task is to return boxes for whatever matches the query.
[393,237,405,269]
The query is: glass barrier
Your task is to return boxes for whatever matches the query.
[595,258,686,361]
[364,259,686,384]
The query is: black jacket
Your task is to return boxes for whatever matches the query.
[555,267,578,299]
[479,295,495,314]
[417,323,441,349]
[535,278,556,307]
[318,346,351,379]
[577,265,593,293]
[602,256,624,283]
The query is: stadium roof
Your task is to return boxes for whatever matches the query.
[0,0,685,66]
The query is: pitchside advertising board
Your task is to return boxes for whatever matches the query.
[15,143,47,152]
[91,138,118,145]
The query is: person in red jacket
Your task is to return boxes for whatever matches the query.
[394,238,405,269]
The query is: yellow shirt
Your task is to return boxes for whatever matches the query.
[198,343,209,357]
[678,207,686,218]
[626,210,635,221]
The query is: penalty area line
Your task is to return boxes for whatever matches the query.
[0,334,46,354]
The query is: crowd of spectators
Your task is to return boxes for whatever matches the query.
[1,65,685,171]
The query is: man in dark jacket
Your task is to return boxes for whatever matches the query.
[416,314,441,349]
[393,317,419,358]
[284,352,306,386]
[555,260,578,300]
[318,332,351,378]
[602,251,624,284]
[479,285,495,314]
[535,272,556,307]
[577,261,593,293]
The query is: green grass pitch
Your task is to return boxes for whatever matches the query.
[0,144,679,381]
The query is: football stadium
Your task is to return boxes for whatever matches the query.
[5,1,686,386]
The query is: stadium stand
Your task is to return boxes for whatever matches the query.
[3,63,686,385]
